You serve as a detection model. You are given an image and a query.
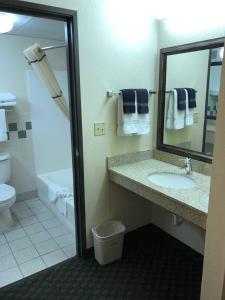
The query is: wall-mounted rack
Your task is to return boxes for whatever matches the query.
[107,90,157,98]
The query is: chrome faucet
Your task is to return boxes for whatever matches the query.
[180,157,192,175]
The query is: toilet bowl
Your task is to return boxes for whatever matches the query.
[0,153,16,232]
[0,184,16,231]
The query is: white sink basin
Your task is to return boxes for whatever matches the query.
[148,172,197,190]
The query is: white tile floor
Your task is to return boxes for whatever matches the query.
[0,198,76,287]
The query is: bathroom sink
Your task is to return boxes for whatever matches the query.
[148,172,197,190]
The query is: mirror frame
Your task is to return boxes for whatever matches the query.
[157,37,224,163]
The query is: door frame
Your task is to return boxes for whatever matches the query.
[0,0,86,256]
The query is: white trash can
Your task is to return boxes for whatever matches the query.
[92,220,126,265]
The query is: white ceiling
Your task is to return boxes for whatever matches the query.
[3,14,65,41]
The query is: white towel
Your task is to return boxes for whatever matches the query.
[0,101,16,107]
[137,93,150,135]
[184,89,194,126]
[117,95,138,136]
[0,93,16,103]
[0,109,7,142]
[56,192,73,216]
[166,89,185,130]
[48,182,68,203]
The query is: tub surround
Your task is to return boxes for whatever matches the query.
[108,153,210,229]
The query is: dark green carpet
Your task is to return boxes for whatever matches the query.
[0,224,203,300]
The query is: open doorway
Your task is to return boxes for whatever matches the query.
[0,1,85,288]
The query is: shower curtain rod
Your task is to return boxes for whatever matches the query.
[41,44,66,51]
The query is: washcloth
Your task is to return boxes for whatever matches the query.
[117,93,138,136]
[0,109,8,142]
[175,88,186,110]
[185,88,196,108]
[136,90,150,135]
[184,89,194,126]
[136,89,149,114]
[166,89,185,130]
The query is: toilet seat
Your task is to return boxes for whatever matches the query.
[0,184,16,203]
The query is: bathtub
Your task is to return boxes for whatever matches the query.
[37,168,75,233]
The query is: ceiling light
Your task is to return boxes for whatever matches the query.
[0,13,14,33]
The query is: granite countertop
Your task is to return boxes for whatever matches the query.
[108,158,210,228]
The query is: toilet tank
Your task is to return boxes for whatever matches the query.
[0,153,11,183]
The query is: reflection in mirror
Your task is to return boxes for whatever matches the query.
[164,50,209,153]
[206,47,223,119]
[157,38,224,162]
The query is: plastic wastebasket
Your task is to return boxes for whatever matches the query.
[92,220,126,265]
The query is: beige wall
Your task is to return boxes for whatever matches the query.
[20,0,157,247]
[200,45,225,300]
[164,50,209,152]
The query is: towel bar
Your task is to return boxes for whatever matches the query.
[107,90,157,98]
[165,90,197,94]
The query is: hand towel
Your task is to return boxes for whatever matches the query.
[117,94,138,136]
[0,93,16,103]
[185,88,196,108]
[166,89,185,130]
[136,89,149,114]
[184,89,194,126]
[136,89,150,135]
[121,89,136,113]
[175,88,186,110]
[0,109,8,142]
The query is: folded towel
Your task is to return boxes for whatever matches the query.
[166,89,185,130]
[136,89,149,114]
[121,89,136,114]
[137,90,150,134]
[0,93,16,103]
[185,88,196,108]
[175,88,186,110]
[117,94,138,136]
[184,89,194,126]
[48,182,69,203]
[56,192,73,216]
[0,101,16,107]
[0,109,7,142]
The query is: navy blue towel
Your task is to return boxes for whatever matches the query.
[185,88,196,108]
[175,88,186,110]
[136,89,149,114]
[121,89,136,114]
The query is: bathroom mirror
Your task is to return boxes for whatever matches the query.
[157,37,224,163]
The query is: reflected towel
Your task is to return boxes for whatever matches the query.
[184,89,194,126]
[166,89,185,130]
[0,109,7,142]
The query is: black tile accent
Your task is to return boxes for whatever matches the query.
[0,225,203,300]
[18,130,27,139]
[25,121,32,130]
[8,123,17,132]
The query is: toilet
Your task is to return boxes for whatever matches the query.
[0,153,16,231]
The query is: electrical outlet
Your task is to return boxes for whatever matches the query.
[94,122,106,136]
[193,112,199,124]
